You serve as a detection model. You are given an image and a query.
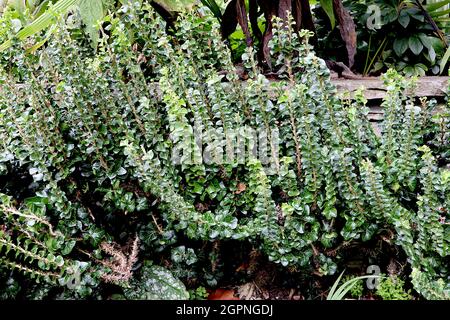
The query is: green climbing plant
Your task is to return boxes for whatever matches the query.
[0,1,449,300]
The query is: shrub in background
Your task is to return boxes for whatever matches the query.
[376,275,412,300]
[0,1,448,299]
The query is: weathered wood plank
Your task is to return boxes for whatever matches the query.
[10,76,449,102]
[332,76,449,100]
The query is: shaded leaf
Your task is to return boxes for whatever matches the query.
[320,0,335,29]
[428,46,436,63]
[394,38,409,56]
[221,0,238,39]
[79,0,103,48]
[409,36,424,55]
[398,10,410,28]
[124,263,189,300]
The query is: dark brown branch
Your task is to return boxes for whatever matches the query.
[414,0,448,47]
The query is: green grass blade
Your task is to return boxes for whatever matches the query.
[0,0,80,52]
[333,275,380,300]
[430,8,450,17]
[320,0,335,29]
[440,46,450,75]
[327,270,345,299]
[327,274,382,300]
[201,0,222,20]
[425,0,450,12]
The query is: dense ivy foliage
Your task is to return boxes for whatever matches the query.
[0,1,449,299]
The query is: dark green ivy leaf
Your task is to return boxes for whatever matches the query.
[409,36,424,55]
[394,38,409,56]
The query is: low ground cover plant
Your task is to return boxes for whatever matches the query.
[0,1,448,299]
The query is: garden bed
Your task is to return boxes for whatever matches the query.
[333,76,450,100]
[0,0,449,302]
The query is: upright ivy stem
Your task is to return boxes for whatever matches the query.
[0,2,448,300]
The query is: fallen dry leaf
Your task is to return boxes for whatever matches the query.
[236,262,249,272]
[208,289,240,300]
[235,183,247,194]
[237,283,256,300]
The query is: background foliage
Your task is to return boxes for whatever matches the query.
[0,0,448,300]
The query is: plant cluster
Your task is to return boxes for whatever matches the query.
[343,275,364,298]
[327,271,378,300]
[0,1,448,299]
[315,0,450,76]
[376,274,412,300]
